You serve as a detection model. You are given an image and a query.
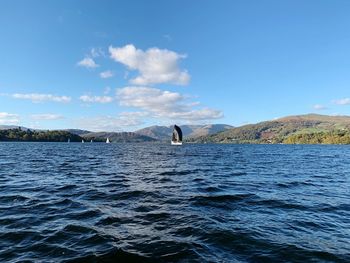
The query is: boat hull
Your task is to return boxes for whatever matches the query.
[171,141,183,145]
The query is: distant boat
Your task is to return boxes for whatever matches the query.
[82,139,84,143]
[171,125,183,145]
[90,139,93,143]
[106,138,110,143]
[68,138,70,143]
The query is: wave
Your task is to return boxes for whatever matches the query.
[1,143,349,262]
[66,248,153,263]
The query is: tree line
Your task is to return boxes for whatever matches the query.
[283,130,350,144]
[0,128,82,142]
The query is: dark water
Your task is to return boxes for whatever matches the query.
[0,143,349,262]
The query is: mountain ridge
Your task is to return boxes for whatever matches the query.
[135,124,233,140]
[0,124,233,142]
[5,115,350,144]
[82,131,156,143]
[190,114,350,144]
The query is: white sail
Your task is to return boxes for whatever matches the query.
[106,138,110,143]
[82,140,84,143]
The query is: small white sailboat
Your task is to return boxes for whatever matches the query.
[82,139,84,143]
[106,137,110,143]
[171,125,183,145]
[68,138,70,143]
[90,139,93,143]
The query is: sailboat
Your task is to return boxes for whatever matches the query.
[90,139,93,143]
[171,125,183,145]
[106,138,110,144]
[67,138,70,143]
[82,139,84,143]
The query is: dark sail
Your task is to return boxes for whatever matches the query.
[172,125,183,142]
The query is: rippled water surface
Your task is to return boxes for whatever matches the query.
[0,142,349,262]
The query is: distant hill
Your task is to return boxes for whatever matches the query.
[82,132,156,143]
[0,128,155,143]
[0,123,232,143]
[0,126,93,136]
[135,124,233,140]
[190,114,350,144]
[0,125,30,130]
[64,129,91,136]
[5,115,350,144]
[135,125,172,140]
[188,124,234,138]
[0,128,82,142]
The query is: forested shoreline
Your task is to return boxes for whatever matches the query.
[0,128,82,142]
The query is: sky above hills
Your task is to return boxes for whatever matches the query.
[1,0,350,131]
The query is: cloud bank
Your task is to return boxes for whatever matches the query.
[79,95,113,103]
[116,86,222,121]
[77,113,145,132]
[12,93,71,103]
[0,112,20,125]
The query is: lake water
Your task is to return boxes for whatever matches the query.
[0,143,349,262]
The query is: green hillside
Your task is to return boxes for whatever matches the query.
[82,132,156,143]
[0,128,82,142]
[189,114,350,144]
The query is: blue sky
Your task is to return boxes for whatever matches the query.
[1,0,350,131]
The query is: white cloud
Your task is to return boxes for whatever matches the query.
[79,95,113,103]
[30,114,64,120]
[116,86,222,121]
[0,112,20,125]
[313,104,327,110]
[77,57,99,68]
[117,86,183,111]
[333,98,350,105]
[90,47,105,58]
[100,70,114,79]
[109,44,190,85]
[12,93,71,103]
[77,114,144,132]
